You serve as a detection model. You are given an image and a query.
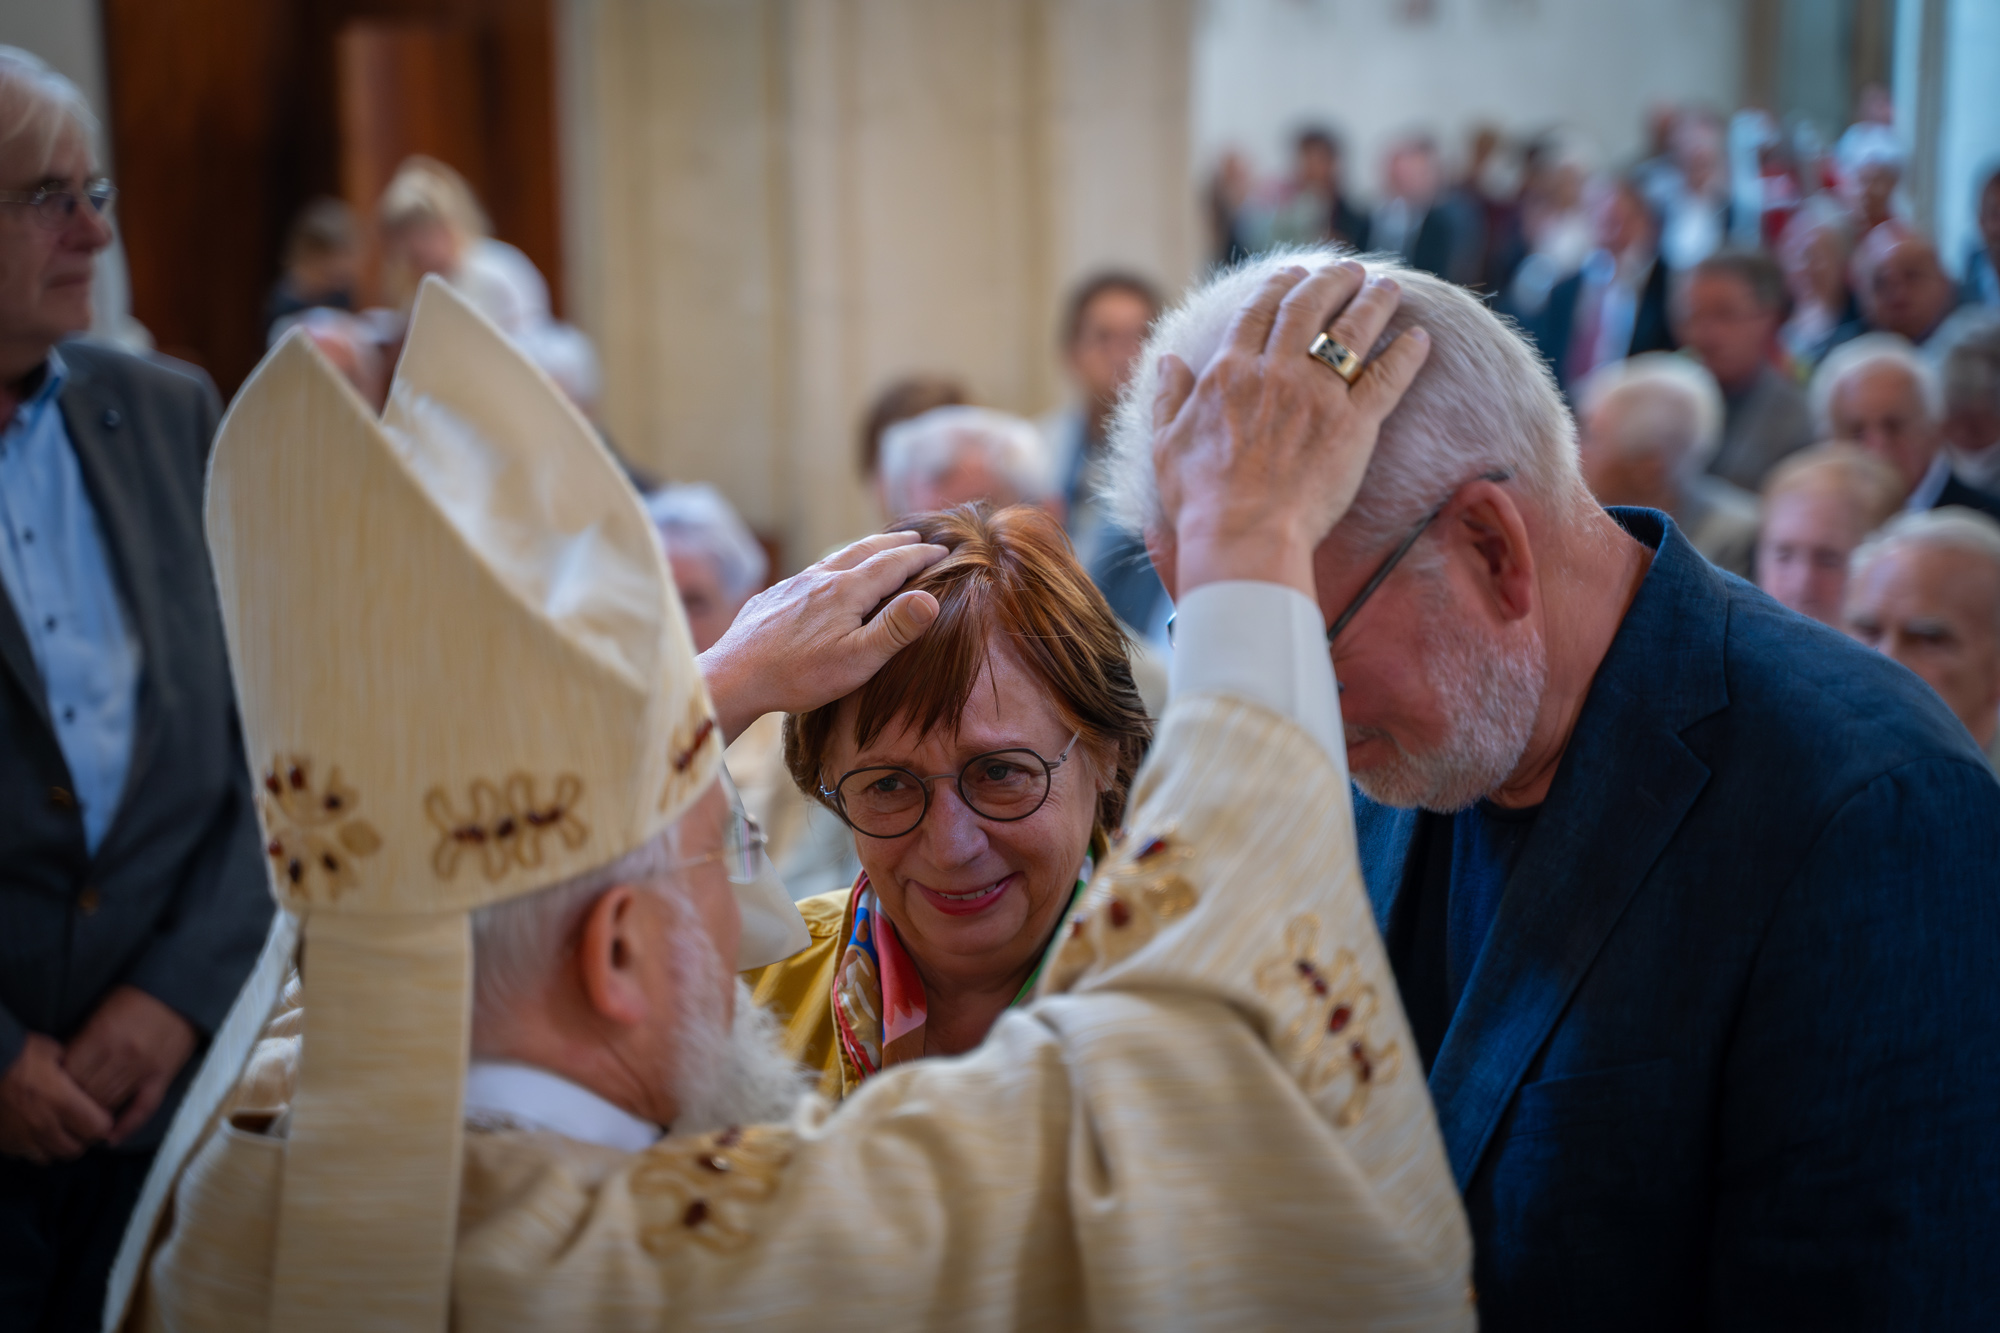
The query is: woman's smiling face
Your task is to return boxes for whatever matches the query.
[825,638,1109,993]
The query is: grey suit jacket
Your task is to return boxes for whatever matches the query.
[0,340,271,1152]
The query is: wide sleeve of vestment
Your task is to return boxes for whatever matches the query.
[135,693,1473,1331]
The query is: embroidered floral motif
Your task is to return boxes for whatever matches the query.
[423,773,587,881]
[1254,914,1402,1127]
[260,755,382,902]
[1041,830,1201,992]
[659,699,721,811]
[631,1124,793,1256]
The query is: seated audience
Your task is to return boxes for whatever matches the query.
[377,156,548,335]
[1250,125,1369,251]
[747,503,1150,1098]
[879,405,1057,520]
[1041,271,1172,645]
[1864,230,1962,350]
[1941,314,2000,491]
[1651,108,1731,272]
[1778,202,1861,371]
[0,47,272,1329]
[1963,163,2000,309]
[1813,333,2000,521]
[646,483,769,654]
[1527,175,1676,399]
[1676,249,1815,488]
[856,373,968,522]
[1756,442,1906,625]
[262,197,358,339]
[1577,354,1758,577]
[1369,134,1479,285]
[1846,508,2000,772]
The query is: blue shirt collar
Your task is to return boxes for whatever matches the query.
[11,348,69,423]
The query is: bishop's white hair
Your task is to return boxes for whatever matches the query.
[0,46,97,174]
[1103,246,1590,551]
[1810,332,1944,432]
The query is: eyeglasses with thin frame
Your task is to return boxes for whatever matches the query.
[822,731,1082,839]
[0,178,117,230]
[663,775,771,885]
[1323,469,1514,647]
[1162,470,1514,660]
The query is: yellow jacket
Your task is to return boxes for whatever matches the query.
[742,890,857,1099]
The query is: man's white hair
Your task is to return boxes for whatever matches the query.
[1811,332,1944,433]
[0,47,97,174]
[644,483,769,604]
[878,405,1056,518]
[471,826,685,1039]
[1851,506,2000,627]
[1105,246,1590,551]
[1576,353,1725,473]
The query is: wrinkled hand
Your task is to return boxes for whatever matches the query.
[0,1033,114,1162]
[62,986,198,1146]
[701,531,948,742]
[1149,262,1430,598]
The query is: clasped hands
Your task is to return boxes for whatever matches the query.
[0,985,197,1163]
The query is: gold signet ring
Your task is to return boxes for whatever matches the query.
[1308,332,1365,385]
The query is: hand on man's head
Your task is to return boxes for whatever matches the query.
[1148,262,1430,601]
[0,1033,114,1163]
[700,530,948,743]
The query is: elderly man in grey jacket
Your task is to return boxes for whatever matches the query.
[0,47,269,1331]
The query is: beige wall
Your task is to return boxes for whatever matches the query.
[561,0,1197,570]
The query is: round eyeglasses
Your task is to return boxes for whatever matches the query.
[821,732,1081,839]
[0,178,117,230]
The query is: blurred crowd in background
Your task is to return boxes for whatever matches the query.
[264,84,2000,901]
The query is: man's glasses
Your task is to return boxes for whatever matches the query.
[1161,470,1514,656]
[663,773,771,885]
[0,178,117,230]
[822,732,1082,839]
[1324,470,1514,646]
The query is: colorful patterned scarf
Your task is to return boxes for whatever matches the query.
[830,869,1088,1084]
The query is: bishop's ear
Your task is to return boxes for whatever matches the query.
[576,885,653,1028]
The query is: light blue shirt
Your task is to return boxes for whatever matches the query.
[0,349,142,852]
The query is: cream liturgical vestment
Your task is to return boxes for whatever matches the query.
[113,281,1473,1331]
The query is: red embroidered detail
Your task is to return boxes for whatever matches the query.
[1107,899,1131,928]
[674,717,717,773]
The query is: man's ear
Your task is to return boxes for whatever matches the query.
[576,885,650,1028]
[1450,484,1535,624]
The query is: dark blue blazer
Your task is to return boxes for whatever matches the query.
[1356,510,2000,1331]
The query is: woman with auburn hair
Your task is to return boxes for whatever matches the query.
[744,502,1151,1097]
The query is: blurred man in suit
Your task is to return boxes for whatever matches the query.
[1755,442,1906,626]
[1676,249,1815,490]
[1111,247,2000,1330]
[1528,176,1676,398]
[0,48,270,1331]
[1864,231,1961,350]
[1575,353,1758,577]
[1813,332,2000,523]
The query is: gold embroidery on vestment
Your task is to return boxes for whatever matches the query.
[1255,914,1402,1126]
[631,1125,794,1255]
[260,754,382,902]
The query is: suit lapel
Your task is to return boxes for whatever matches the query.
[0,559,50,728]
[60,357,167,850]
[1426,511,1728,1188]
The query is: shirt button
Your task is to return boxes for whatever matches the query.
[102,409,121,429]
[20,528,32,543]
[62,706,75,723]
[43,615,55,631]
[48,786,76,809]
[77,886,101,916]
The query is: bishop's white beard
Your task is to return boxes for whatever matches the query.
[1348,596,1547,814]
[664,911,815,1135]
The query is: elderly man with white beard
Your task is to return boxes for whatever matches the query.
[111,275,1476,1331]
[1111,249,2000,1331]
